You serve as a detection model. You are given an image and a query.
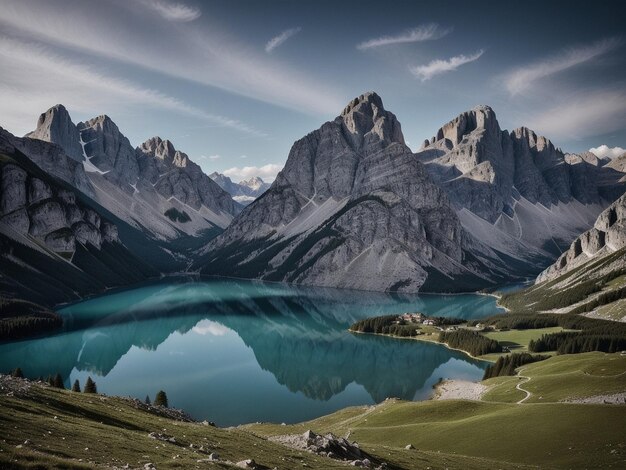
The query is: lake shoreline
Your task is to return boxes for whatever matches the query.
[348,329,496,363]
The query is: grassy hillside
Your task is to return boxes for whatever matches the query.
[247,353,626,469]
[1,353,624,469]
[499,247,626,320]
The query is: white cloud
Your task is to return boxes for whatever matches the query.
[503,37,622,96]
[410,50,484,81]
[525,89,626,141]
[137,0,200,22]
[199,154,221,160]
[589,145,626,159]
[0,0,344,116]
[0,36,265,137]
[357,23,452,50]
[192,320,230,336]
[223,163,283,182]
[265,27,301,53]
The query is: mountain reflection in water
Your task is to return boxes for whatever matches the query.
[0,278,499,425]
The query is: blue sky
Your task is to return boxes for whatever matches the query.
[0,0,624,181]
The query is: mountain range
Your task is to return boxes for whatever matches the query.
[1,92,625,305]
[196,92,626,292]
[209,172,270,205]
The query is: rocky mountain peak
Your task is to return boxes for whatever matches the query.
[138,136,188,168]
[26,104,83,162]
[240,176,265,189]
[426,105,499,149]
[80,114,118,133]
[337,91,405,149]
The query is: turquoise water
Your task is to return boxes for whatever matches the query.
[0,278,504,426]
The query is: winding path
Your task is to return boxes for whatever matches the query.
[516,371,532,404]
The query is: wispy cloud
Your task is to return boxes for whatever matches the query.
[0,36,265,137]
[525,89,626,141]
[265,27,301,53]
[357,23,452,50]
[410,50,484,81]
[223,164,282,182]
[589,145,625,159]
[0,0,343,116]
[503,37,622,96]
[137,0,201,22]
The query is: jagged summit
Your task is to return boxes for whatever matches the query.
[26,104,83,162]
[423,105,497,150]
[139,136,189,168]
[340,91,384,116]
[337,91,404,149]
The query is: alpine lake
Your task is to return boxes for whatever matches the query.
[0,278,508,426]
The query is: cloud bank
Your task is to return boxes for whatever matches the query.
[223,164,283,182]
[589,145,625,159]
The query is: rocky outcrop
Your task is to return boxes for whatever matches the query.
[198,92,504,292]
[0,162,118,251]
[1,127,94,198]
[270,430,375,465]
[537,193,626,282]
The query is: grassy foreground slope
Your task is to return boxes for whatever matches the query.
[248,353,626,469]
[1,353,624,469]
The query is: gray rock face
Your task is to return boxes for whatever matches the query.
[28,178,53,205]
[417,106,626,260]
[27,105,240,233]
[25,104,84,162]
[0,164,27,214]
[200,92,498,292]
[136,136,240,216]
[78,115,139,191]
[72,221,102,248]
[537,193,626,282]
[0,148,120,253]
[1,127,94,198]
[28,201,68,238]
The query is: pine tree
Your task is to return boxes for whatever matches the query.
[72,379,81,392]
[11,367,23,378]
[84,376,97,394]
[53,373,64,389]
[145,395,151,405]
[47,375,54,387]
[154,390,168,408]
